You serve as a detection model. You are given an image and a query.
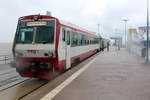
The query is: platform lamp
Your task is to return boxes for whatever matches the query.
[122,19,129,48]
[97,24,100,36]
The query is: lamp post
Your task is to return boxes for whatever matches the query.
[146,0,149,62]
[122,19,128,48]
[97,24,100,36]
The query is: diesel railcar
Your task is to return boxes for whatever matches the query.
[12,14,100,79]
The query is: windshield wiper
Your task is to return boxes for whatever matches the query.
[40,40,48,44]
[21,41,25,44]
[43,41,47,44]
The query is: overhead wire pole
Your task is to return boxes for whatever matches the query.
[122,19,128,48]
[146,0,149,62]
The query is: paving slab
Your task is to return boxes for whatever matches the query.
[52,47,150,100]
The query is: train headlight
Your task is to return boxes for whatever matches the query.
[44,53,49,57]
[44,51,55,58]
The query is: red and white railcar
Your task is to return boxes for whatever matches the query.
[12,14,100,79]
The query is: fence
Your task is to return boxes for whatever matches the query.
[0,55,13,64]
[127,40,150,58]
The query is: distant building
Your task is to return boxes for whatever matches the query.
[138,26,150,40]
[129,27,150,40]
[128,28,139,39]
[128,28,137,34]
[138,26,150,33]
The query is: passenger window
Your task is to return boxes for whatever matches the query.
[71,31,78,47]
[62,29,66,42]
[78,33,82,46]
[66,31,70,45]
[81,34,85,45]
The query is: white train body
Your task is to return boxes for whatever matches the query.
[12,15,100,79]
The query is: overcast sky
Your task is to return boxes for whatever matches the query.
[0,0,148,42]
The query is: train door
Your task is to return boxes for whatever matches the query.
[66,30,71,69]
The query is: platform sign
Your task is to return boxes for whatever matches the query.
[27,21,47,26]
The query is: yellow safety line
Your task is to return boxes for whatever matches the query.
[40,56,98,100]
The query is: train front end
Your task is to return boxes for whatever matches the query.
[12,15,58,79]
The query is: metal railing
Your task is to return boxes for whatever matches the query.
[0,55,13,64]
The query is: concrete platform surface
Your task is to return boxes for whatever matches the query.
[51,48,150,100]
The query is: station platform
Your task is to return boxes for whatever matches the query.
[41,47,150,100]
[21,47,150,100]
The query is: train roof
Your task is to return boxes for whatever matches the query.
[59,20,97,37]
[20,15,98,37]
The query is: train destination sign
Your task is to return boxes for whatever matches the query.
[27,21,47,26]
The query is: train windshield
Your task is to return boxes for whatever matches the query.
[16,20,55,44]
[17,27,34,43]
[35,26,54,44]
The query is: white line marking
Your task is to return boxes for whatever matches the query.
[40,56,98,100]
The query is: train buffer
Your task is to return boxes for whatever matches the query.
[24,47,150,100]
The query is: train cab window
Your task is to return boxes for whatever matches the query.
[16,20,55,44]
[62,29,66,42]
[66,31,70,45]
[17,27,34,43]
[35,26,54,44]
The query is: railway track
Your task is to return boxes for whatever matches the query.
[0,64,48,100]
[0,68,29,91]
[0,69,15,76]
[0,52,99,100]
[0,79,48,100]
[0,66,51,100]
[0,76,29,91]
